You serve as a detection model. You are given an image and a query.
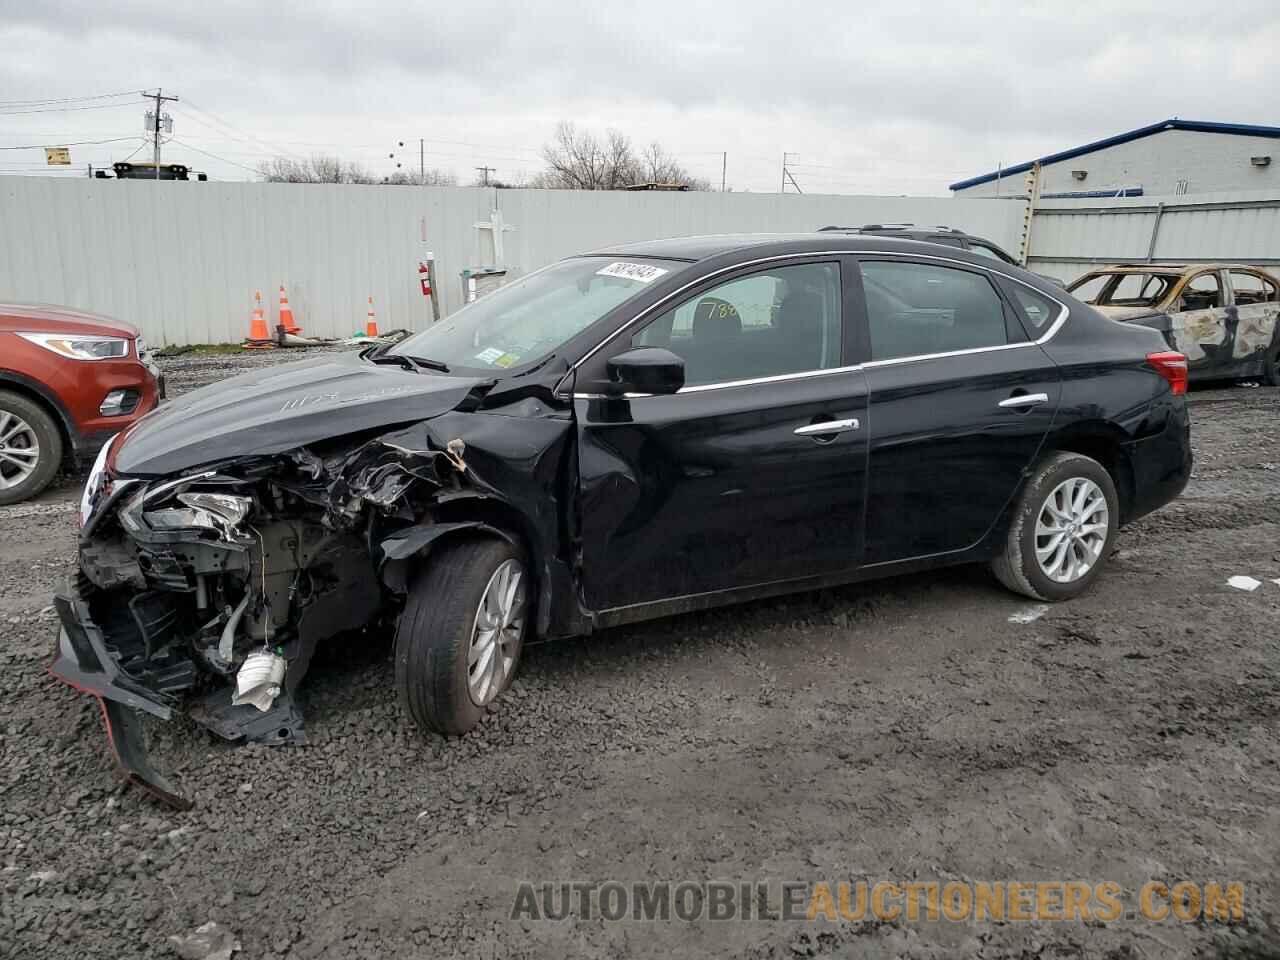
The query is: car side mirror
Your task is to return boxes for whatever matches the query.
[604,347,685,396]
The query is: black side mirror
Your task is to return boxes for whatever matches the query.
[604,347,685,396]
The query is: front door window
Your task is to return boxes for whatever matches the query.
[630,262,842,386]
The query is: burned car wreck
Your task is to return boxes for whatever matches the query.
[53,235,1193,809]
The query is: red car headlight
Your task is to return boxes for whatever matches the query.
[17,332,129,361]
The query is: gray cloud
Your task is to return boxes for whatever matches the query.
[2,0,1277,192]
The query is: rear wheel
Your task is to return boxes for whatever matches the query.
[991,451,1119,601]
[0,391,62,506]
[394,538,528,735]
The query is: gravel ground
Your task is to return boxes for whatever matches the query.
[1,349,1278,959]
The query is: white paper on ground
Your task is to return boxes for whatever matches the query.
[1227,575,1262,591]
[1008,604,1049,623]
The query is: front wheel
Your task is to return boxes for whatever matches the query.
[394,538,528,735]
[991,452,1120,602]
[0,391,63,506]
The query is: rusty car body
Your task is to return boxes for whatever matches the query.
[1067,264,1280,384]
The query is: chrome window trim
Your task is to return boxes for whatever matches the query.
[560,249,1070,399]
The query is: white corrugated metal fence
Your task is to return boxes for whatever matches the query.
[3,177,1278,345]
[1028,191,1280,284]
[0,179,1026,345]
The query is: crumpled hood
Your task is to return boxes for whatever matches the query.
[113,351,488,476]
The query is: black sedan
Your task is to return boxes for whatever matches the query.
[55,234,1192,807]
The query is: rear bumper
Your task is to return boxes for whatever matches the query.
[49,581,191,809]
[1124,401,1192,523]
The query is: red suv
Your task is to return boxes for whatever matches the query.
[0,304,162,504]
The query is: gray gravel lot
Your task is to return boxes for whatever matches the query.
[2,348,1278,959]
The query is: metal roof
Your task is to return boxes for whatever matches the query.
[950,120,1280,191]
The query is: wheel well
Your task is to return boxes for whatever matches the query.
[1045,430,1134,522]
[0,379,74,469]
[393,496,552,637]
[431,497,536,561]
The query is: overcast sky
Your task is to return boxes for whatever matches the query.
[2,0,1277,194]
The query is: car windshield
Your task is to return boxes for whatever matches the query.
[389,256,685,373]
[1068,271,1179,308]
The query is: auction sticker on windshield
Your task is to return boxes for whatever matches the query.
[596,262,669,283]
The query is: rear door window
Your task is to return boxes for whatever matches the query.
[860,260,1014,361]
[1177,272,1224,311]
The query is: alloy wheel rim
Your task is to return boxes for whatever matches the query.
[466,558,526,706]
[1034,476,1108,584]
[0,411,40,490]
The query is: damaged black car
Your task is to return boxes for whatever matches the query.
[53,234,1192,808]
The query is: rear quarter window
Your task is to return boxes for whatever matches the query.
[1004,283,1060,332]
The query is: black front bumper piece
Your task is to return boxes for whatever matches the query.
[49,582,194,810]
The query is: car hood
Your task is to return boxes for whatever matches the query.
[0,302,139,339]
[113,351,489,476]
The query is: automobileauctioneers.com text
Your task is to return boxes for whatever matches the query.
[511,880,1245,924]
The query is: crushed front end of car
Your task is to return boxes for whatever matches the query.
[51,391,572,808]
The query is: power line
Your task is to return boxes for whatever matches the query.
[0,90,140,108]
[167,139,260,174]
[180,98,309,163]
[0,101,140,117]
[0,136,139,151]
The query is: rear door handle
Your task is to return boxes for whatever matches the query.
[998,393,1049,409]
[794,418,860,436]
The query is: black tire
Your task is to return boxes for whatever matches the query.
[0,390,63,506]
[991,451,1120,602]
[394,537,527,735]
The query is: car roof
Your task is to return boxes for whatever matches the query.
[822,224,969,237]
[586,232,992,262]
[1082,263,1270,275]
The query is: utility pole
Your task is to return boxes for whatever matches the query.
[419,138,425,182]
[721,151,726,192]
[475,165,496,187]
[145,88,178,181]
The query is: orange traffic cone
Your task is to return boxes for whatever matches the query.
[244,291,273,349]
[365,296,378,337]
[278,285,301,334]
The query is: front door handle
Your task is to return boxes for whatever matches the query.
[794,418,860,437]
[998,393,1049,409]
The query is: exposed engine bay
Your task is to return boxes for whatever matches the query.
[55,400,576,809]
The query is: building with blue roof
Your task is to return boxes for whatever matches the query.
[950,120,1280,199]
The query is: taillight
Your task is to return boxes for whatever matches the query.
[1146,351,1188,396]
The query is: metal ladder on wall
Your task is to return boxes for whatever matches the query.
[1016,161,1043,268]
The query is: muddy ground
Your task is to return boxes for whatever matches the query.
[1,350,1277,959]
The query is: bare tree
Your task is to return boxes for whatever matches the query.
[537,122,710,190]
[637,142,711,190]
[384,169,457,186]
[540,122,610,190]
[257,154,377,184]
